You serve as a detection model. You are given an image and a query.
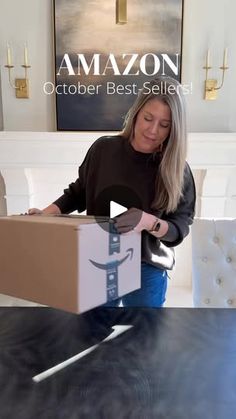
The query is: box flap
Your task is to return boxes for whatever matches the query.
[0,214,111,229]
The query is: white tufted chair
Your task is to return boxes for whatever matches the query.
[192,218,236,307]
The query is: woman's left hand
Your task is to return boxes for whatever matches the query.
[114,207,157,234]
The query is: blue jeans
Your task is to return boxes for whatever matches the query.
[104,262,168,308]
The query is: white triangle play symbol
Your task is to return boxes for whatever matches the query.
[110,201,127,218]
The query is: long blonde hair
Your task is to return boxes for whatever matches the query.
[121,76,187,213]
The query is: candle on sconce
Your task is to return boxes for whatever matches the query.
[223,48,228,67]
[206,49,210,67]
[7,44,12,66]
[24,44,29,66]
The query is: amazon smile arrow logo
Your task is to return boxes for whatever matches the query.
[89,248,133,270]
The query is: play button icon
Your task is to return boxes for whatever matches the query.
[110,201,127,218]
[93,184,142,233]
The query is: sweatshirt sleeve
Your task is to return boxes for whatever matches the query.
[161,162,196,247]
[53,142,96,214]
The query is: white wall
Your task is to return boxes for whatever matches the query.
[0,0,235,132]
[0,0,55,131]
[182,0,236,132]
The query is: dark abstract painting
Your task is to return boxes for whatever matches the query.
[54,0,183,131]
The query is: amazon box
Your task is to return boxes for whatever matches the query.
[0,215,141,313]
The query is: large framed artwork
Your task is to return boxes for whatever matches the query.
[54,0,184,131]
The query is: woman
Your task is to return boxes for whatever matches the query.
[29,76,196,307]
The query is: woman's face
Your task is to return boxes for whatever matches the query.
[132,98,171,153]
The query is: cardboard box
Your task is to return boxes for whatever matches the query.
[0,215,141,313]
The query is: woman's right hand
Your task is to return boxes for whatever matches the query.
[28,204,61,216]
[28,208,43,215]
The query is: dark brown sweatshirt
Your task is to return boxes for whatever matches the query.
[54,135,196,248]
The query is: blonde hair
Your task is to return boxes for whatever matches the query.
[121,76,187,213]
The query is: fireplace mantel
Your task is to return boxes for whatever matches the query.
[0,131,236,169]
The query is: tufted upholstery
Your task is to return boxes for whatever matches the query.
[192,218,236,307]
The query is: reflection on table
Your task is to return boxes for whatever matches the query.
[0,307,236,418]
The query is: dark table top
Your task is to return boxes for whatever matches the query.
[0,306,236,419]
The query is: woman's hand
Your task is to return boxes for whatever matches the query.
[28,204,61,216]
[114,208,157,233]
[28,208,43,215]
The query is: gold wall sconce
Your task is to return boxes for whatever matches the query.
[116,0,127,25]
[203,48,229,100]
[4,44,31,99]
